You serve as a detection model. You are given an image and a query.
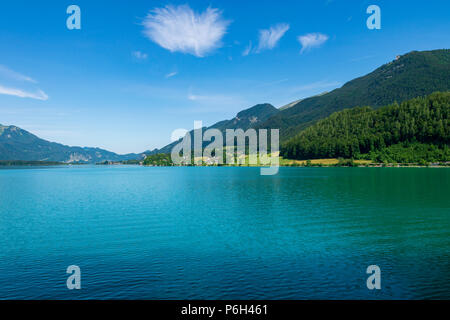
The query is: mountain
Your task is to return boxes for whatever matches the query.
[212,103,279,131]
[0,124,146,163]
[281,91,450,163]
[279,99,303,111]
[150,103,279,154]
[279,92,328,111]
[258,49,450,141]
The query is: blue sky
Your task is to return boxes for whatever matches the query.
[0,0,449,153]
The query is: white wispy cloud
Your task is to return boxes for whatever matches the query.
[0,65,48,100]
[298,33,329,53]
[132,51,148,60]
[186,89,249,114]
[142,5,230,57]
[257,23,290,52]
[187,92,231,102]
[165,71,178,78]
[242,41,252,56]
[0,65,36,83]
[0,84,48,101]
[187,93,204,101]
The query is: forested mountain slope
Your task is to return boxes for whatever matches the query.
[259,49,450,141]
[281,92,450,163]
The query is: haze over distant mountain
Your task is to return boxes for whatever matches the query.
[0,124,146,163]
[150,103,279,155]
[258,49,450,141]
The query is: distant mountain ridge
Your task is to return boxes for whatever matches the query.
[0,124,146,163]
[149,103,279,155]
[258,49,450,141]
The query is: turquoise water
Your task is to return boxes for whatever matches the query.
[0,166,449,299]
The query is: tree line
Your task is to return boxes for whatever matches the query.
[281,92,450,163]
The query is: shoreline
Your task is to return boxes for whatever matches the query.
[2,160,449,168]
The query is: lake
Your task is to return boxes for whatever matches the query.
[0,166,449,299]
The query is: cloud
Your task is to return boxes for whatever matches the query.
[132,51,148,60]
[0,65,36,83]
[298,33,329,53]
[0,85,48,101]
[165,71,178,78]
[186,90,249,113]
[187,93,203,101]
[242,41,252,56]
[142,5,230,57]
[257,23,290,52]
[187,92,231,102]
[0,65,48,100]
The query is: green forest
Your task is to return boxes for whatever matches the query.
[281,92,450,164]
[143,153,174,166]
